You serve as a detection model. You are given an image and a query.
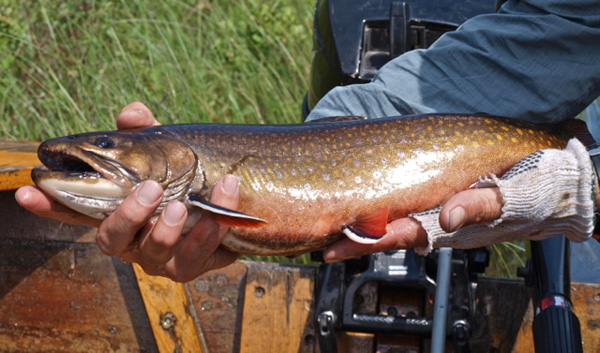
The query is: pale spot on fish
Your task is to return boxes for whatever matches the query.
[355,176,362,183]
[323,174,330,181]
[496,134,503,140]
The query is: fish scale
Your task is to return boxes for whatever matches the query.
[32,114,583,256]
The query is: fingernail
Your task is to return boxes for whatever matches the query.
[122,109,145,116]
[221,175,239,196]
[137,181,163,206]
[164,202,186,226]
[448,206,466,231]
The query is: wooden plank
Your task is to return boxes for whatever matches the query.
[238,262,317,353]
[0,242,157,352]
[572,283,600,350]
[187,261,249,353]
[0,140,40,191]
[0,190,157,352]
[133,264,206,353]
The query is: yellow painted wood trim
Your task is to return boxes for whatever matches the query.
[132,264,206,353]
[239,264,314,353]
[0,140,41,191]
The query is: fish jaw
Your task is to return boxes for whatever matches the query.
[31,129,200,220]
[31,168,132,219]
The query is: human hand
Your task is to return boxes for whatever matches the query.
[15,102,162,227]
[321,188,504,262]
[323,138,596,261]
[16,102,240,281]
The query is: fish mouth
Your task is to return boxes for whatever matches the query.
[31,144,135,217]
[33,143,139,189]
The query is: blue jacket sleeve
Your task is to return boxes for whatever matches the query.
[306,0,600,124]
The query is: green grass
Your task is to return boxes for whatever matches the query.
[0,0,313,140]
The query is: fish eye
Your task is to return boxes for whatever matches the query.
[93,136,115,149]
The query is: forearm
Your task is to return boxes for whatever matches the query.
[307,0,600,122]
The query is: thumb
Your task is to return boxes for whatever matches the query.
[439,188,503,232]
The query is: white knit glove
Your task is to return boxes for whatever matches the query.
[412,138,596,256]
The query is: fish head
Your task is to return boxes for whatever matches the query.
[31,130,198,219]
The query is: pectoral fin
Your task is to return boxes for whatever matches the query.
[188,194,267,228]
[342,208,390,244]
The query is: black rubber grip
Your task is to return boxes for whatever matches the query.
[532,306,583,353]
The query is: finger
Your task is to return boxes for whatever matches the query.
[165,175,241,281]
[116,101,161,130]
[439,187,503,232]
[323,217,427,263]
[96,180,163,256]
[15,185,101,227]
[138,201,187,264]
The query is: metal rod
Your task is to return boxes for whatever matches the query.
[431,247,452,353]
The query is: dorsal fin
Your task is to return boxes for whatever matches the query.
[308,116,368,124]
[564,118,596,146]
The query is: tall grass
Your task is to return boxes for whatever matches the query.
[0,0,313,140]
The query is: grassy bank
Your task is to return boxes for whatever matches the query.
[0,0,313,140]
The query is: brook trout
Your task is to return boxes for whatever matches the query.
[32,114,580,256]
